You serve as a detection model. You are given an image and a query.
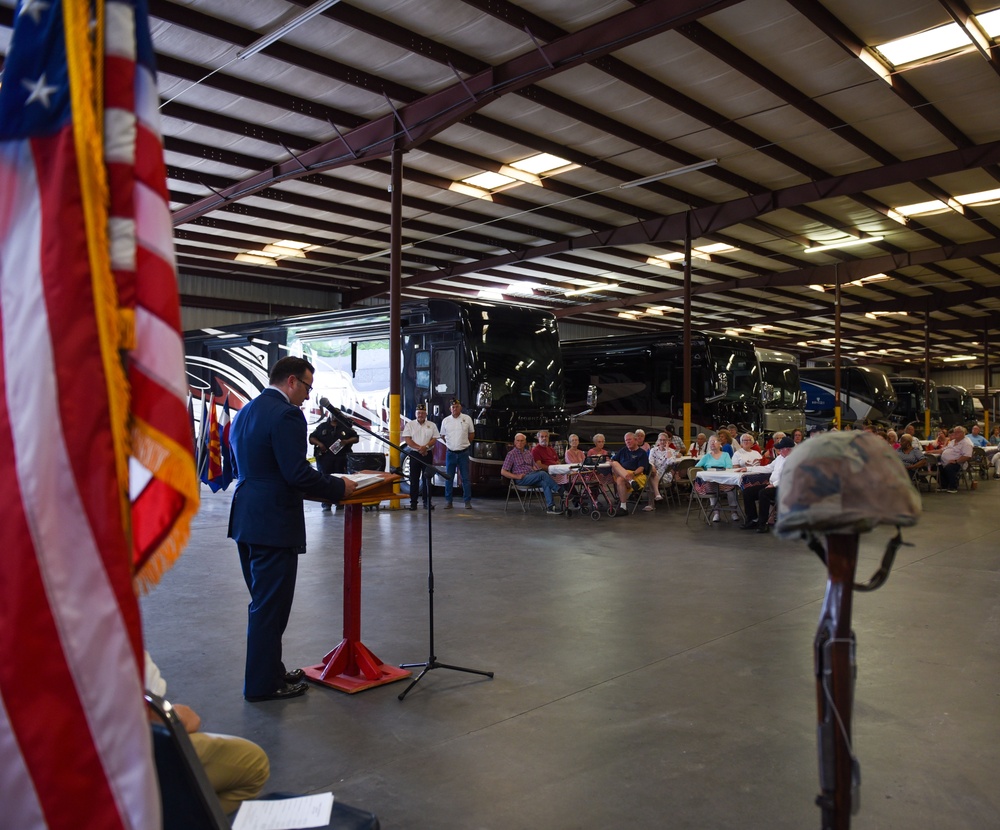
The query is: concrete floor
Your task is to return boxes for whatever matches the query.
[141,480,1000,829]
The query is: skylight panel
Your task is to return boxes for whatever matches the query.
[876,22,972,66]
[509,153,573,175]
[461,171,517,190]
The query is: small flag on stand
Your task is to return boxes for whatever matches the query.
[0,0,199,827]
[218,391,234,491]
[200,394,224,491]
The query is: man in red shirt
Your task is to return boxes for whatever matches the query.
[531,430,568,493]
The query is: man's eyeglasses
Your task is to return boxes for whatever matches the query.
[294,376,313,393]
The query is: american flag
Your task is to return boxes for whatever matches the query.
[0,0,198,827]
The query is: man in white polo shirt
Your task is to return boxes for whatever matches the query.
[401,403,439,510]
[440,398,475,509]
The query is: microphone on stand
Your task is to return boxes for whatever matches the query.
[319,397,352,427]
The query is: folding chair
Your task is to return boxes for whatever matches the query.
[504,477,546,513]
[684,466,715,526]
[672,458,696,504]
[147,693,381,830]
[969,446,988,480]
[914,453,939,492]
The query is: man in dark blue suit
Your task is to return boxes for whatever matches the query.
[229,356,357,702]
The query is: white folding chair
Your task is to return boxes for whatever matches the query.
[504,478,547,513]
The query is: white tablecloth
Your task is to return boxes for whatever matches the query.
[695,469,747,486]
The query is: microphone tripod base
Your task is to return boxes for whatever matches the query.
[397,657,494,701]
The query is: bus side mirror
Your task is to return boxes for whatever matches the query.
[476,382,493,409]
[705,372,728,403]
[571,384,599,422]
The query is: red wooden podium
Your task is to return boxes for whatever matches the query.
[303,473,411,693]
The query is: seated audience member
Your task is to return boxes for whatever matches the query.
[989,424,1000,446]
[968,424,988,448]
[792,428,804,445]
[146,654,269,814]
[931,427,949,450]
[896,434,927,481]
[663,425,680,451]
[587,433,614,491]
[688,432,708,458]
[761,431,786,464]
[501,433,562,513]
[645,432,678,509]
[694,435,740,522]
[565,433,587,465]
[740,436,795,533]
[532,429,568,492]
[903,424,917,439]
[635,429,651,452]
[587,433,611,462]
[610,432,649,516]
[938,426,974,493]
[717,428,735,457]
[732,433,762,469]
[886,429,899,450]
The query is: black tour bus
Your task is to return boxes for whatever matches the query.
[888,376,940,435]
[562,331,763,446]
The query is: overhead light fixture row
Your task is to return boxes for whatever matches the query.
[803,236,884,254]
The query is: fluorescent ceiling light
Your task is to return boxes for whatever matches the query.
[876,22,971,67]
[477,288,505,300]
[804,236,884,253]
[942,355,977,362]
[238,0,342,60]
[865,311,908,319]
[617,311,640,319]
[509,153,574,175]
[620,159,718,189]
[461,171,517,190]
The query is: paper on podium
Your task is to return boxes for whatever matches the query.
[232,793,334,830]
[334,472,386,491]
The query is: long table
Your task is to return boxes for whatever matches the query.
[695,469,770,488]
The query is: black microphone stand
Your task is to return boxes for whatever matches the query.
[318,400,493,700]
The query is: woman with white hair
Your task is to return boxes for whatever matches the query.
[731,433,762,469]
[644,432,678,510]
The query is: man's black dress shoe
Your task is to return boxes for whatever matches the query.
[740,521,757,530]
[755,524,770,534]
[284,668,305,684]
[245,681,308,702]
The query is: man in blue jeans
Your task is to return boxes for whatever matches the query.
[501,433,563,514]
[440,398,475,508]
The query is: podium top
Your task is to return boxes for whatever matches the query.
[336,471,401,505]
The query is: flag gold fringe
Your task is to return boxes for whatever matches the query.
[64,0,133,540]
[130,420,201,594]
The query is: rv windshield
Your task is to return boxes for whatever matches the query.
[709,344,759,401]
[759,361,800,406]
[467,309,564,409]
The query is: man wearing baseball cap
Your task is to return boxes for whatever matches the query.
[740,435,795,533]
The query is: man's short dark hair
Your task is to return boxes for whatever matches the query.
[270,356,315,385]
